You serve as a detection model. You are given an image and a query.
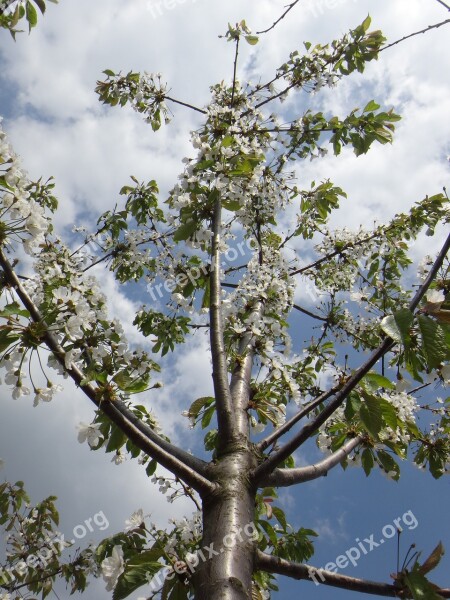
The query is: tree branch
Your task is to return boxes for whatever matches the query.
[163,95,207,115]
[262,436,363,487]
[256,1,302,35]
[0,249,215,496]
[257,387,337,452]
[256,550,450,597]
[435,0,450,10]
[293,303,328,322]
[380,18,450,52]
[209,192,236,449]
[252,233,450,484]
[230,304,261,438]
[290,227,393,277]
[230,35,240,107]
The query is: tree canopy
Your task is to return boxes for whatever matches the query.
[0,1,450,599]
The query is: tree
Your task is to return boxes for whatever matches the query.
[0,1,450,599]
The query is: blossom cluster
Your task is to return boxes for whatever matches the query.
[317,389,420,478]
[0,124,160,406]
[100,508,202,593]
[0,118,51,253]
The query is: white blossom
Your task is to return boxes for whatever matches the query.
[426,289,445,306]
[124,509,145,531]
[77,423,102,447]
[101,545,125,591]
[111,450,126,465]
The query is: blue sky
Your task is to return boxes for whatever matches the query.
[0,1,450,598]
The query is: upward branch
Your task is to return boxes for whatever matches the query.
[253,232,450,485]
[257,387,337,452]
[0,249,215,495]
[230,304,262,439]
[230,35,240,107]
[209,191,236,449]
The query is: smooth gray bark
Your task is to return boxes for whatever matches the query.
[194,450,257,600]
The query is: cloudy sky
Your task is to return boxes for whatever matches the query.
[0,0,450,599]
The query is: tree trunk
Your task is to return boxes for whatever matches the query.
[194,448,257,600]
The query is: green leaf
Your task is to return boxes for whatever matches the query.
[245,35,259,45]
[167,579,188,600]
[222,199,242,212]
[257,519,278,546]
[146,459,157,477]
[404,569,444,600]
[193,159,215,173]
[272,506,288,531]
[26,1,38,29]
[33,0,46,14]
[113,371,149,393]
[188,396,215,419]
[379,398,399,431]
[201,405,216,429]
[418,315,448,370]
[376,449,400,480]
[127,548,164,566]
[359,396,382,438]
[0,302,30,318]
[204,428,218,451]
[362,372,395,392]
[361,15,371,32]
[173,220,197,242]
[381,308,414,345]
[361,448,374,476]
[105,426,127,453]
[0,330,20,352]
[113,560,163,600]
[363,100,380,113]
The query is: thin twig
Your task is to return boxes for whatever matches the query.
[435,0,450,10]
[380,18,450,52]
[256,1,302,35]
[231,36,240,107]
[164,95,207,115]
[293,303,328,322]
